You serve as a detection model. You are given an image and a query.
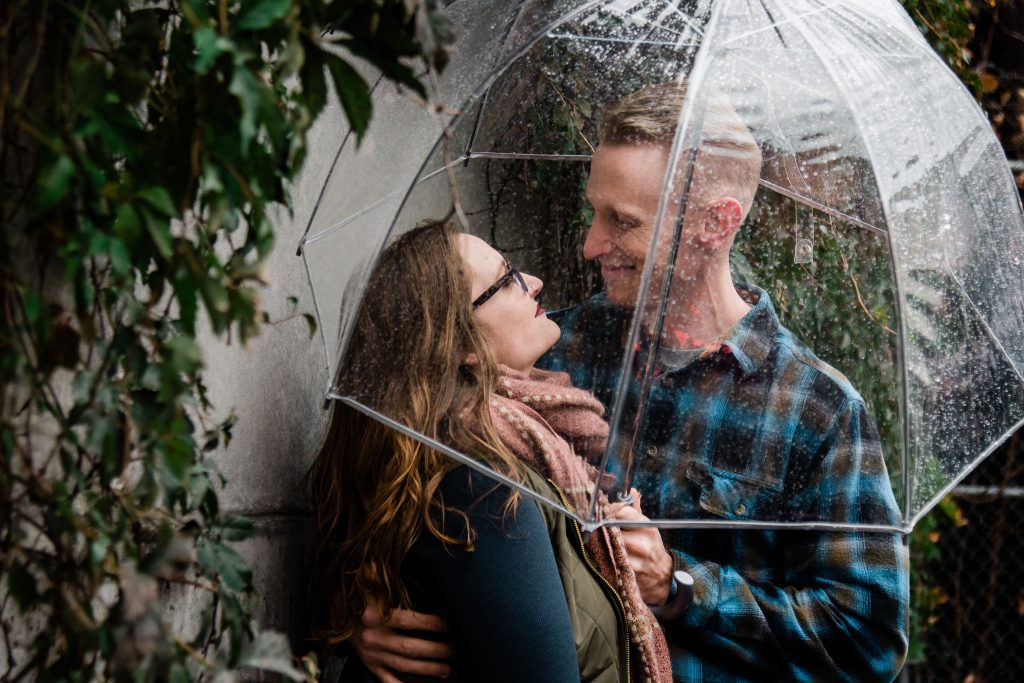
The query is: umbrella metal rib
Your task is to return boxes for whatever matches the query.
[331,394,591,528]
[297,72,386,248]
[326,397,909,533]
[908,413,1024,531]
[770,0,913,527]
[545,32,699,48]
[756,178,887,236]
[587,0,731,521]
[944,264,1024,388]
[720,0,845,48]
[297,151,886,251]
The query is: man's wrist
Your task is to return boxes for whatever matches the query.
[649,569,694,621]
[666,573,680,602]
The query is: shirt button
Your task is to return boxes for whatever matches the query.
[734,503,747,516]
[646,445,658,457]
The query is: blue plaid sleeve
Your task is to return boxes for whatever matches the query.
[665,399,909,682]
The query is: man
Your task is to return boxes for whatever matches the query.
[349,82,910,682]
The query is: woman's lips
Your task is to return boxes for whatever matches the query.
[535,304,545,317]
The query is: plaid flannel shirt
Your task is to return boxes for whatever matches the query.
[538,284,909,683]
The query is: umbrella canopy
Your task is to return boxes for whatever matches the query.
[299,0,1024,533]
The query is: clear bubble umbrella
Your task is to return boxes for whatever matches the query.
[298,0,1024,533]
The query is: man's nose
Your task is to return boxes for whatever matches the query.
[582,219,612,261]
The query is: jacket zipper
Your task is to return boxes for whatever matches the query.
[549,480,632,683]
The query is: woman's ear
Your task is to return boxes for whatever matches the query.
[464,352,479,365]
[697,197,743,249]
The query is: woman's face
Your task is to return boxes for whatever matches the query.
[458,234,561,373]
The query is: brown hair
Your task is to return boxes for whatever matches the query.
[600,81,763,218]
[305,219,522,643]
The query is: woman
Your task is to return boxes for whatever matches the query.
[306,219,670,682]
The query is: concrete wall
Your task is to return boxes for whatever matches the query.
[196,98,348,658]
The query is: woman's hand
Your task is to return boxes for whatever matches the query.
[352,604,455,682]
[609,492,675,606]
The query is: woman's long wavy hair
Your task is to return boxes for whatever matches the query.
[305,219,523,644]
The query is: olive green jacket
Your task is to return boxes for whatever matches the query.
[525,466,628,683]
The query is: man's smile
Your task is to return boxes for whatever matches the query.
[600,262,637,278]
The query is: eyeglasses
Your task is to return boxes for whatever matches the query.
[472,262,528,309]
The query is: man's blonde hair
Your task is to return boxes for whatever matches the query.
[600,82,762,217]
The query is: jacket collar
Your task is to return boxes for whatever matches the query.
[716,283,778,377]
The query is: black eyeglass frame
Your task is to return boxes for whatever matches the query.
[472,262,528,309]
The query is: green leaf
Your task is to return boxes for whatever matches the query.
[238,631,306,681]
[36,155,75,209]
[23,291,41,324]
[140,206,174,261]
[166,335,203,375]
[89,537,111,568]
[180,0,211,24]
[199,277,230,317]
[298,49,327,120]
[194,26,224,74]
[229,66,265,154]
[237,0,293,31]
[341,40,426,98]
[168,663,190,683]
[108,238,132,278]
[139,187,178,217]
[160,438,194,485]
[197,539,251,592]
[323,54,372,140]
[187,469,212,513]
[114,203,143,245]
[219,515,255,542]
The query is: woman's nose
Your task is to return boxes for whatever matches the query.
[523,272,544,297]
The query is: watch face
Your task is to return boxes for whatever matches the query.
[675,570,695,587]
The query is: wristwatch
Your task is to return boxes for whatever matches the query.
[649,569,694,621]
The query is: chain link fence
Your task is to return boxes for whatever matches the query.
[904,430,1024,683]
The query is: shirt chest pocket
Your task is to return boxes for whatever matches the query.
[685,461,788,522]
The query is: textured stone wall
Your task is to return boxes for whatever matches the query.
[195,97,347,655]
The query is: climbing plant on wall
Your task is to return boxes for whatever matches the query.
[0,1,451,680]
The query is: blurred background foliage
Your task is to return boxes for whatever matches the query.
[0,1,450,680]
[902,0,1024,667]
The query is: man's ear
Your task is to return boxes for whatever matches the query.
[698,197,743,249]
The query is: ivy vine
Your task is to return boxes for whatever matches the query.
[0,1,450,680]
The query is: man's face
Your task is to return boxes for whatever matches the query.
[584,142,681,307]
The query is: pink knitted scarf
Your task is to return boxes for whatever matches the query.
[467,365,672,683]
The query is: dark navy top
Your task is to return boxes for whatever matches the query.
[399,466,581,683]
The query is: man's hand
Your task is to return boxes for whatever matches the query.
[610,494,675,605]
[352,605,455,682]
